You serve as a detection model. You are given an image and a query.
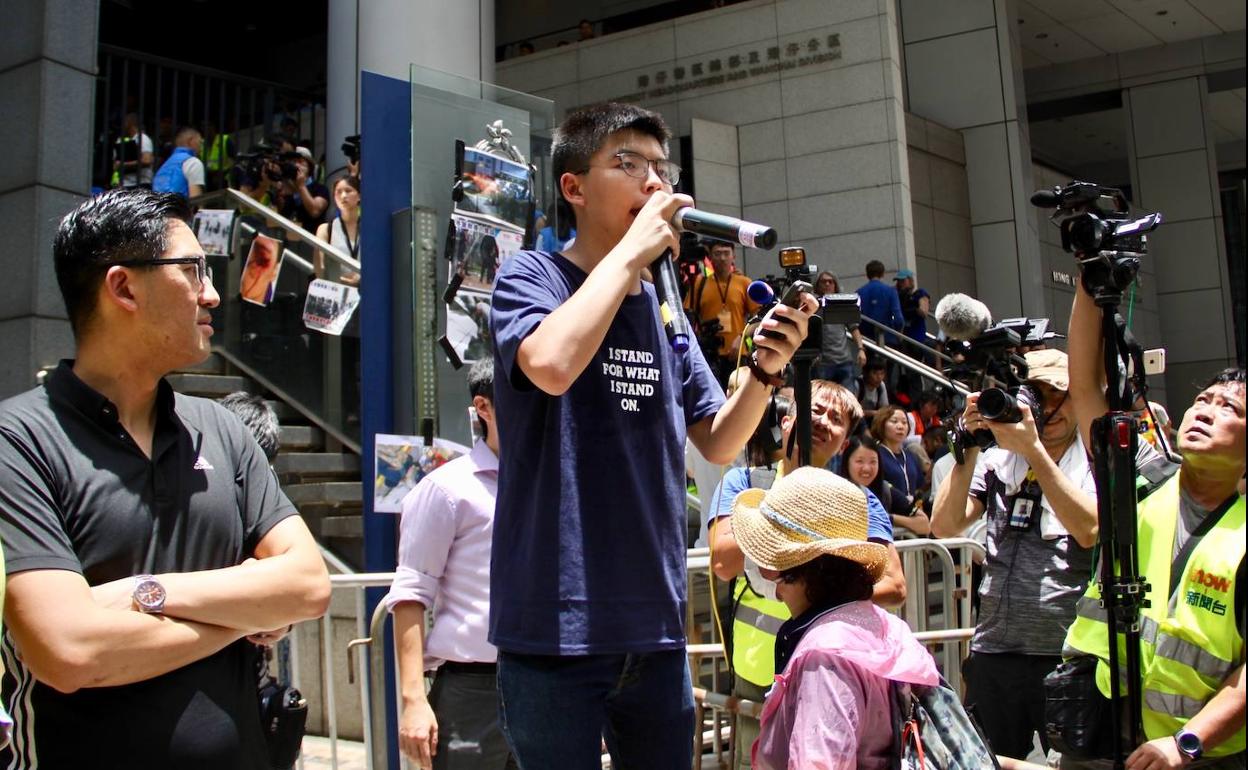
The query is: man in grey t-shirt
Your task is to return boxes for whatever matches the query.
[932,349,1099,761]
[813,271,866,388]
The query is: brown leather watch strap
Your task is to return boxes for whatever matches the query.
[747,353,785,389]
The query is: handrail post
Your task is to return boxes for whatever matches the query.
[321,612,339,769]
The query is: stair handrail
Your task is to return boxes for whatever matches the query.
[859,336,971,397]
[190,188,362,275]
[212,350,363,455]
[857,314,956,365]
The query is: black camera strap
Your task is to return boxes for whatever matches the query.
[693,273,708,322]
[1168,491,1237,600]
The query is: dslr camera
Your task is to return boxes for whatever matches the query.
[945,318,1051,462]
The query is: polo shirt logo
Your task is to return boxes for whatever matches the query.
[193,455,214,471]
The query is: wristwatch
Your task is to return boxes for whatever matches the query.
[1174,728,1203,762]
[132,574,167,614]
[747,352,786,389]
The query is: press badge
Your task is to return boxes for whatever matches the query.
[1008,482,1042,530]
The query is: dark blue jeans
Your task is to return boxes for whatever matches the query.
[496,649,695,770]
[812,361,856,388]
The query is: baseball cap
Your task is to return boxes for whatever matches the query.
[1024,348,1069,392]
[294,146,315,164]
[894,269,915,280]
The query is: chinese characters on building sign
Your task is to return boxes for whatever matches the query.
[625,34,842,101]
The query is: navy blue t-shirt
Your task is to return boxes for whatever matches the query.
[878,444,923,500]
[489,251,725,654]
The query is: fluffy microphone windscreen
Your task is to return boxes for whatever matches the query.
[934,293,992,341]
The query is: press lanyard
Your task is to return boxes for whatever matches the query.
[339,218,359,260]
[885,445,909,493]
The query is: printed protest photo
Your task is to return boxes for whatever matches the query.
[373,434,469,512]
[445,288,492,365]
[449,214,524,293]
[192,209,235,256]
[302,278,361,336]
[455,147,531,231]
[241,234,284,306]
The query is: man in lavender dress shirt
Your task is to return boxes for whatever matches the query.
[384,360,515,770]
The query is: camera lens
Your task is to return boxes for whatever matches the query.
[1066,214,1108,253]
[979,387,1023,423]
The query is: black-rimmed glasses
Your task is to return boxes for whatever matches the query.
[108,256,213,292]
[578,151,681,186]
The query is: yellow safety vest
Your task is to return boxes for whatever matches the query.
[204,133,233,172]
[729,463,793,687]
[732,578,790,687]
[1063,475,1245,757]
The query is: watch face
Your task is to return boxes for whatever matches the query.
[135,578,166,610]
[1177,731,1202,758]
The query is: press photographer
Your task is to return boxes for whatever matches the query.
[277,147,330,233]
[931,306,1099,760]
[231,141,297,206]
[1050,179,1245,770]
[683,240,761,385]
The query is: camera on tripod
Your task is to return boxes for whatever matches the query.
[1032,181,1161,305]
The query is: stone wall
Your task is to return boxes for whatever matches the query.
[495,0,917,284]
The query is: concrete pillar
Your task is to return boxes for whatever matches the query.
[326,0,495,177]
[0,0,98,398]
[901,0,1044,320]
[1124,76,1235,408]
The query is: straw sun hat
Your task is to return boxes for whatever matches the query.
[731,466,887,582]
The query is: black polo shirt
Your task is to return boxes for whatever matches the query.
[0,360,297,769]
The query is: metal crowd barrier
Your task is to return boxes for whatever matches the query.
[290,537,984,770]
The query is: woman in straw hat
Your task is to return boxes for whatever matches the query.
[732,465,939,770]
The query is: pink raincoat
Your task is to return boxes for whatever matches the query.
[752,600,940,770]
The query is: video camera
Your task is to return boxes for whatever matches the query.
[1031,181,1161,305]
[342,134,361,164]
[944,317,1054,461]
[230,142,299,188]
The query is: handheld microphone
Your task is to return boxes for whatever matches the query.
[651,248,691,353]
[934,293,992,342]
[746,279,775,305]
[672,208,777,250]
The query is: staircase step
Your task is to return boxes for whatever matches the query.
[266,399,302,423]
[166,373,253,398]
[275,453,361,481]
[280,425,324,451]
[321,515,363,539]
[285,481,361,506]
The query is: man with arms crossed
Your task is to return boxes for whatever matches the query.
[385,359,515,770]
[489,102,815,768]
[1060,278,1244,769]
[0,189,330,769]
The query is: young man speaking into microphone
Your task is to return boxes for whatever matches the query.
[488,103,816,768]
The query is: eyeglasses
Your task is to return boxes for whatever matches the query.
[108,256,214,293]
[578,151,681,186]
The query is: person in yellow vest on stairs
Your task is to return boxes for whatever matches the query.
[708,379,907,770]
[1061,277,1245,769]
